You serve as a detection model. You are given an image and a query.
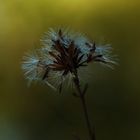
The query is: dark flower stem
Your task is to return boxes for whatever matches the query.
[73,71,95,140]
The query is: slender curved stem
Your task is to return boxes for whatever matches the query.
[73,71,95,140]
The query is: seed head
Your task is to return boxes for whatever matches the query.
[22,28,117,89]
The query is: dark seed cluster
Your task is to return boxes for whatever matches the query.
[22,28,116,89]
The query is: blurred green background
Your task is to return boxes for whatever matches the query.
[0,0,140,140]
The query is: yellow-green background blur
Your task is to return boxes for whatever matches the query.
[0,0,140,140]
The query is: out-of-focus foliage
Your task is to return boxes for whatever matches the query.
[0,0,140,140]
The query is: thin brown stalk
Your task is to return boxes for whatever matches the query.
[73,71,95,140]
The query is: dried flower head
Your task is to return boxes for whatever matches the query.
[22,28,116,90]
